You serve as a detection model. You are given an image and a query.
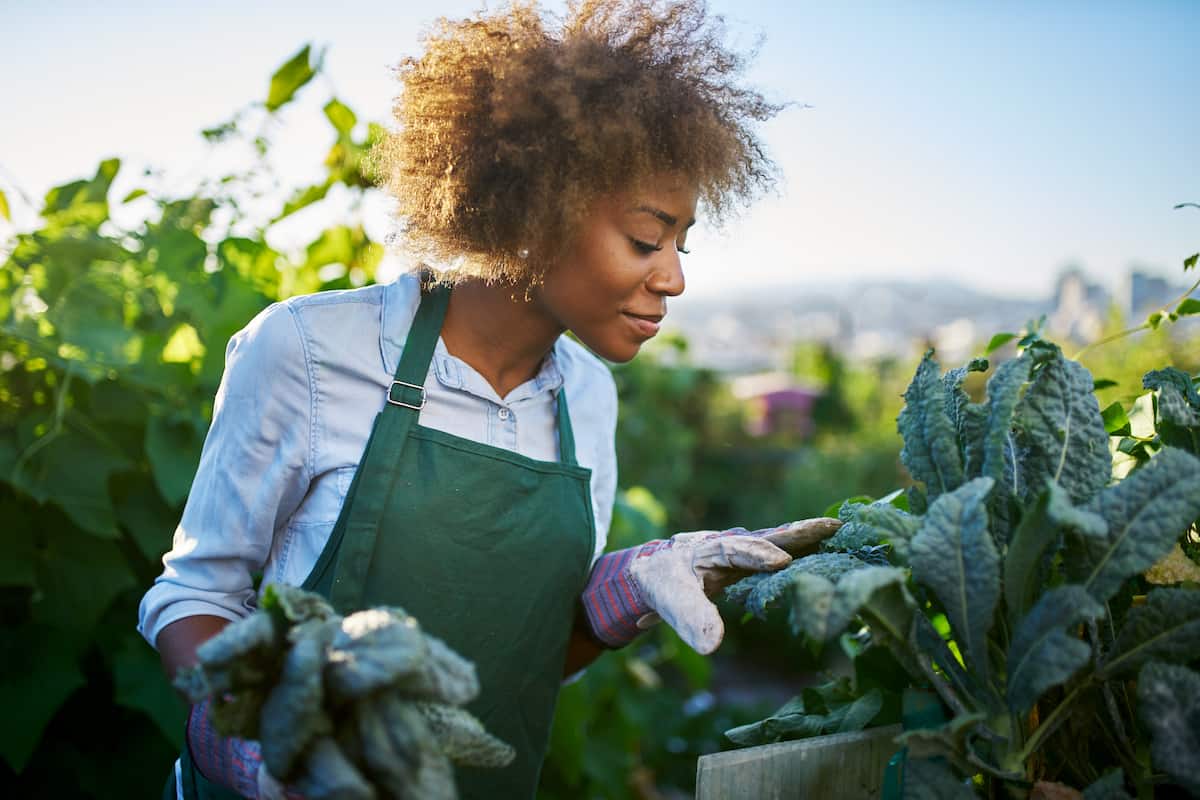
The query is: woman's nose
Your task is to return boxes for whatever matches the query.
[647,250,685,297]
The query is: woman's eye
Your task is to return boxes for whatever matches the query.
[630,238,663,255]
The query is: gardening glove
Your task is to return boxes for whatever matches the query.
[257,763,287,800]
[581,518,842,655]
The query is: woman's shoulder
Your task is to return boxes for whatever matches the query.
[234,275,418,375]
[554,335,617,409]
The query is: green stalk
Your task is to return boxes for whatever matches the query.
[1072,271,1200,360]
[1016,680,1091,764]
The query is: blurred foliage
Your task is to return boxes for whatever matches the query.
[0,45,382,795]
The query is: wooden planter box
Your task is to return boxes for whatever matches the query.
[695,724,903,800]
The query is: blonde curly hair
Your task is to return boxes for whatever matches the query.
[371,0,780,284]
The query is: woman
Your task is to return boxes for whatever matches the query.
[140,2,838,798]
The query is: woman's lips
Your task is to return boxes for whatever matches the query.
[623,312,663,338]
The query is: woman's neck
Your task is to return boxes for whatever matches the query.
[439,278,565,399]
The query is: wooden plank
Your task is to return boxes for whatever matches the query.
[695,724,902,800]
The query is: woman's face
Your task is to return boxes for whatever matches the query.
[535,175,698,363]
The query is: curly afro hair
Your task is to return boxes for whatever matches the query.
[371,0,781,284]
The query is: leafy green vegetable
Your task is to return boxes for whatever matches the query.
[1070,447,1200,602]
[899,353,965,501]
[177,586,512,797]
[786,566,909,644]
[1004,480,1106,627]
[1081,769,1133,800]
[1099,588,1200,678]
[1005,586,1102,714]
[1013,349,1110,506]
[978,355,1032,543]
[1136,662,1200,797]
[725,552,867,618]
[724,680,884,747]
[909,478,998,682]
[830,499,921,562]
[726,347,1200,798]
[415,702,517,768]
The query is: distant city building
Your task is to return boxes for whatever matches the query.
[662,266,1192,374]
[1048,268,1109,344]
[1126,270,1188,318]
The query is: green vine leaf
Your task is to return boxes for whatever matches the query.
[0,626,86,772]
[266,45,319,112]
[1176,297,1200,317]
[324,98,357,137]
[984,333,1016,355]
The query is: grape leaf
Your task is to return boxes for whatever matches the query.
[266,45,318,111]
[0,625,86,772]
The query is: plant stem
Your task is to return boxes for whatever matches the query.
[914,650,971,719]
[1017,680,1091,763]
[1072,271,1200,360]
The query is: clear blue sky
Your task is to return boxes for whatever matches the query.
[3,0,1198,299]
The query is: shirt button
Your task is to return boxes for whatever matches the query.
[498,407,510,420]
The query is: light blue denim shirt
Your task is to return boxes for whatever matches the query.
[138,272,618,649]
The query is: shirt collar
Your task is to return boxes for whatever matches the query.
[380,274,565,404]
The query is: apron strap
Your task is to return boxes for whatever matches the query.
[555,390,579,467]
[329,283,450,611]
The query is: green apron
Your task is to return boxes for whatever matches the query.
[170,283,597,800]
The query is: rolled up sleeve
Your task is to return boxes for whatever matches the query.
[590,373,619,563]
[138,301,313,649]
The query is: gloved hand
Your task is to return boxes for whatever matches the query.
[581,518,842,654]
[257,763,287,800]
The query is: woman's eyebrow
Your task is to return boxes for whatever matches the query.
[631,205,697,229]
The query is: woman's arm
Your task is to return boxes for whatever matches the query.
[563,604,605,675]
[157,615,232,696]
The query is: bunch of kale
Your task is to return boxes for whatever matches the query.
[727,344,1200,798]
[175,585,513,800]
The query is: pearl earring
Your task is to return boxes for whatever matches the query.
[517,248,530,260]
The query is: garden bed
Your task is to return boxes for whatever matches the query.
[695,724,901,800]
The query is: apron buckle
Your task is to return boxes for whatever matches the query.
[387,380,427,410]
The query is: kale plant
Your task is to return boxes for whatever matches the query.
[176,584,513,799]
[726,343,1200,798]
